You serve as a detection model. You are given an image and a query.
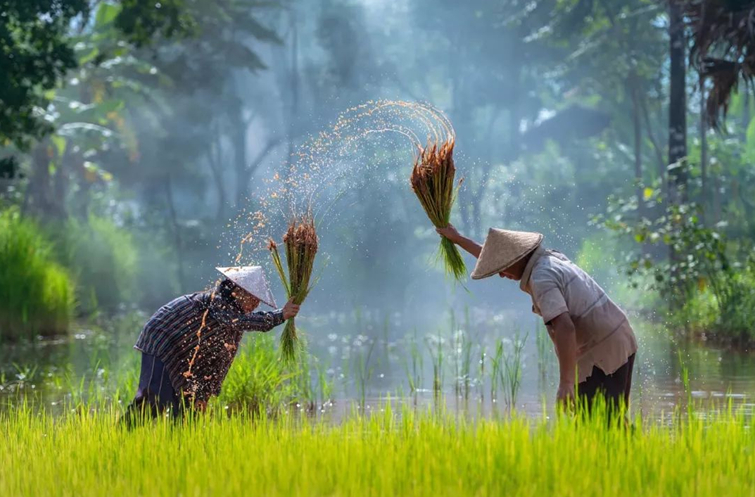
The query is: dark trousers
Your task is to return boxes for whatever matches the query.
[121,353,181,426]
[577,354,635,416]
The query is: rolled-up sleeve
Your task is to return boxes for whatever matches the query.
[236,309,285,332]
[530,268,569,324]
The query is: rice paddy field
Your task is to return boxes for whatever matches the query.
[2,404,755,496]
[2,312,755,496]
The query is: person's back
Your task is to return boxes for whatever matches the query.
[435,224,638,415]
[122,267,299,425]
[524,249,637,384]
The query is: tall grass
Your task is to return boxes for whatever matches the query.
[54,215,139,314]
[220,334,304,415]
[402,331,423,394]
[1,403,754,496]
[0,209,74,340]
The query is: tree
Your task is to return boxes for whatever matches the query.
[0,0,194,149]
[0,0,89,147]
[685,0,755,128]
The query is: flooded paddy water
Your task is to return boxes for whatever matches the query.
[2,308,754,423]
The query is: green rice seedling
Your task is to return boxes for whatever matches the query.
[502,331,527,408]
[478,347,486,401]
[490,338,504,402]
[402,330,423,394]
[535,319,551,378]
[452,311,473,399]
[355,339,376,408]
[267,214,319,361]
[425,332,445,396]
[3,399,755,496]
[315,360,333,407]
[677,349,694,419]
[409,139,466,281]
[220,334,303,415]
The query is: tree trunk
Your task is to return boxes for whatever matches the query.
[164,175,187,292]
[207,120,227,222]
[668,0,688,204]
[667,0,688,306]
[25,140,61,219]
[629,74,644,214]
[284,9,300,189]
[233,113,250,209]
[700,74,708,222]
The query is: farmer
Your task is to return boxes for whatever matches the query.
[437,225,637,414]
[124,266,299,421]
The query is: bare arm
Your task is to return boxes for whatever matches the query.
[549,312,578,405]
[436,224,482,258]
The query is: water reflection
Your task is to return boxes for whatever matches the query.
[2,309,754,421]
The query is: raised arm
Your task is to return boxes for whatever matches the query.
[232,299,301,332]
[436,223,482,258]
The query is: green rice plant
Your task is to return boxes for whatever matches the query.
[402,330,423,394]
[0,208,74,340]
[267,214,319,361]
[452,311,473,399]
[502,331,527,408]
[315,360,334,407]
[354,339,376,408]
[535,320,551,378]
[2,400,755,496]
[410,139,466,281]
[677,349,693,415]
[219,334,303,415]
[490,338,504,402]
[425,332,445,396]
[478,346,486,401]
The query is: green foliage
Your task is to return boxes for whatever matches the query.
[596,169,755,342]
[0,0,88,146]
[0,209,74,340]
[55,215,139,314]
[219,334,311,415]
[0,0,194,148]
[698,256,755,343]
[595,179,728,310]
[115,0,195,47]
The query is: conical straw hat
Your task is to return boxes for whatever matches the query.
[470,228,544,280]
[216,266,277,308]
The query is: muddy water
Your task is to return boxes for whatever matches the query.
[1,312,754,420]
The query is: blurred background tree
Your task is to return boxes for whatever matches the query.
[2,0,755,345]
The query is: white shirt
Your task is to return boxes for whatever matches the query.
[520,246,638,383]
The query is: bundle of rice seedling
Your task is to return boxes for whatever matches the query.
[410,139,466,280]
[268,214,319,361]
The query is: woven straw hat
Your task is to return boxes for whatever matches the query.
[216,266,277,308]
[470,228,544,280]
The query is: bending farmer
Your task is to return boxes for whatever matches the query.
[437,225,637,413]
[124,266,299,420]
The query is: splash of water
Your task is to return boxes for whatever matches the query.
[183,100,456,387]
[230,99,456,260]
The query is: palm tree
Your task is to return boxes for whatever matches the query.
[685,0,755,128]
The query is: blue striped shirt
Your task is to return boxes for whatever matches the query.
[134,291,284,402]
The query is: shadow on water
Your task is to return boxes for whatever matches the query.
[2,308,755,422]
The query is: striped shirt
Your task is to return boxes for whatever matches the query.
[520,246,637,383]
[135,291,284,403]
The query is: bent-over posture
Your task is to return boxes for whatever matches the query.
[438,225,637,413]
[124,266,299,421]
